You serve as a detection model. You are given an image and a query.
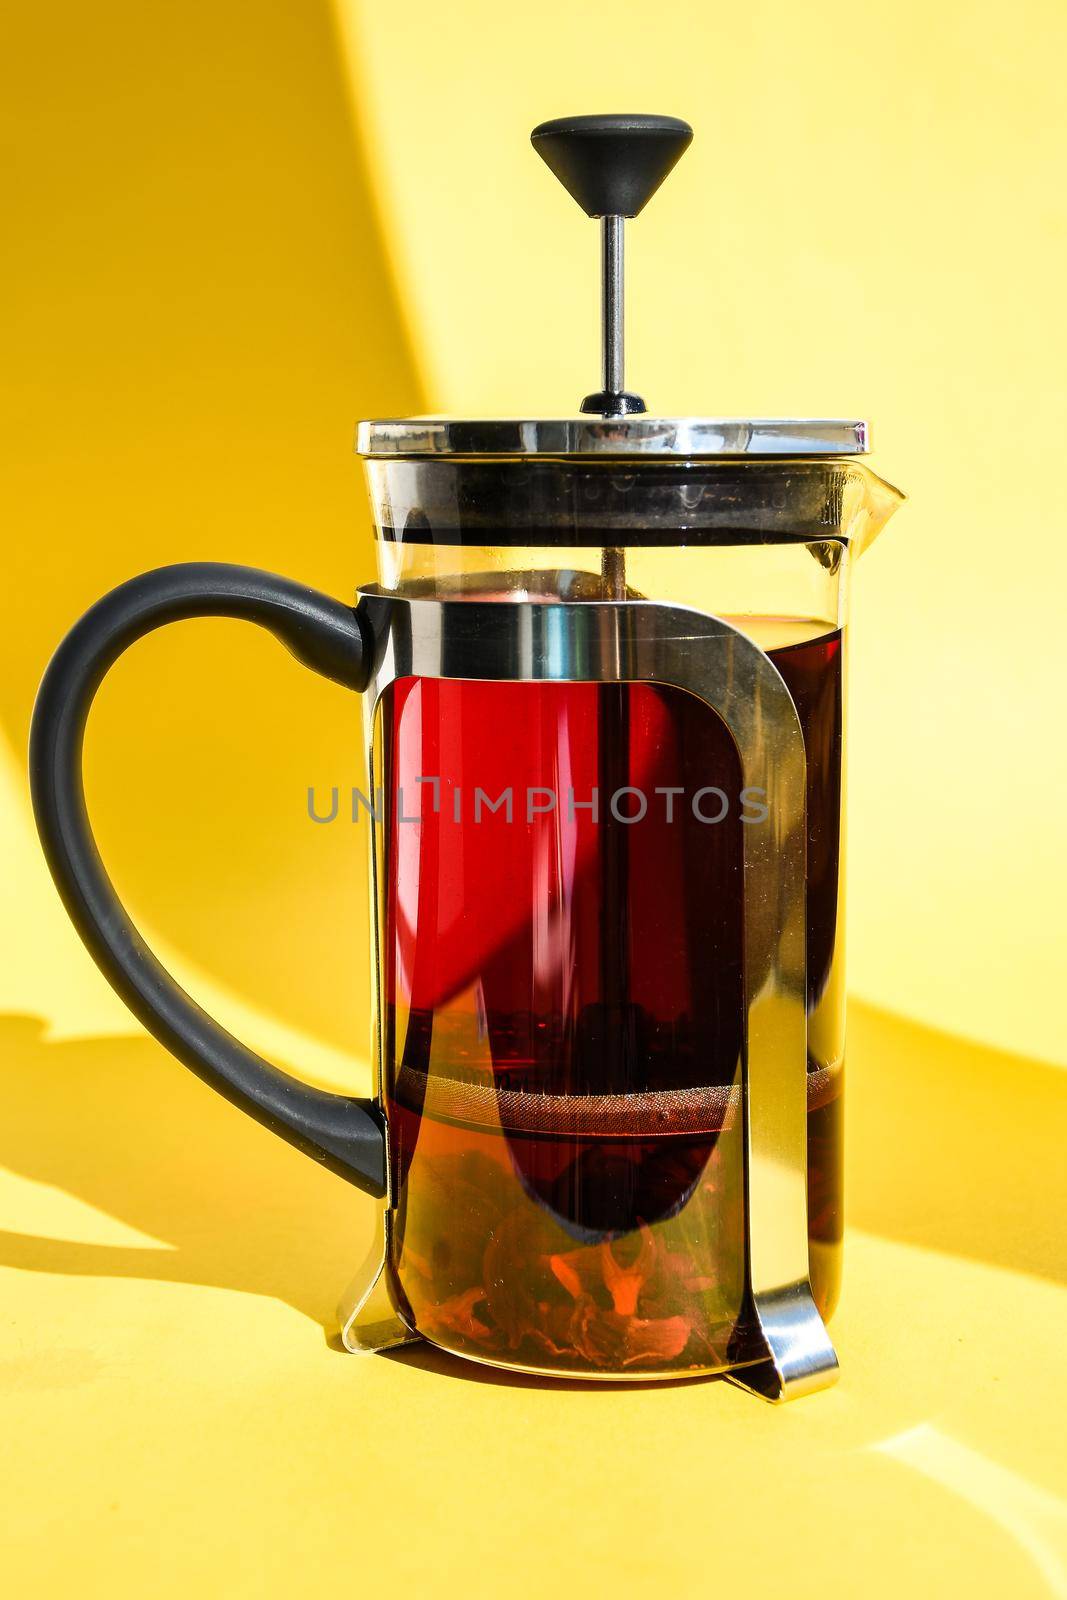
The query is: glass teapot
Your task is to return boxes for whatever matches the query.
[29,115,902,1401]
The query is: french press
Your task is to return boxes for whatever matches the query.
[29,115,903,1400]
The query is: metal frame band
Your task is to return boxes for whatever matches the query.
[355,416,868,459]
[339,590,839,1401]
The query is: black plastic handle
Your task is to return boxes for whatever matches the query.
[29,562,387,1196]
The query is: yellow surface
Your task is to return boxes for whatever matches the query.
[3,1001,1066,1596]
[2,2,1066,1595]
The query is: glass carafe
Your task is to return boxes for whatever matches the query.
[344,429,901,1387]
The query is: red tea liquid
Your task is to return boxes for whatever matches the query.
[381,621,843,1375]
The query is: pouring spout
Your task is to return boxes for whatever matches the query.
[851,465,906,559]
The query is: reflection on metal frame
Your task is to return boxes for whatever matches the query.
[356,416,869,458]
[339,590,839,1401]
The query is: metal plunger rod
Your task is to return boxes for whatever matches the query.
[597,224,630,1077]
[601,215,625,396]
[531,113,692,415]
[528,115,693,1091]
[600,216,628,592]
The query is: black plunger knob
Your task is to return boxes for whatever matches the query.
[531,113,693,218]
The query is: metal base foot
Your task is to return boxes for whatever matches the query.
[337,1212,420,1355]
[727,1284,839,1402]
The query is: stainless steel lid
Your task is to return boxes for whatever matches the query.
[356,417,869,459]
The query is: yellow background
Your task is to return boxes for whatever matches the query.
[2,1,1065,1594]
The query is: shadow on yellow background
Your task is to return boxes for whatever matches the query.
[1,0,422,1064]
[2,1001,1062,1357]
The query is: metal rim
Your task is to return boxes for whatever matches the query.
[356,416,869,459]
